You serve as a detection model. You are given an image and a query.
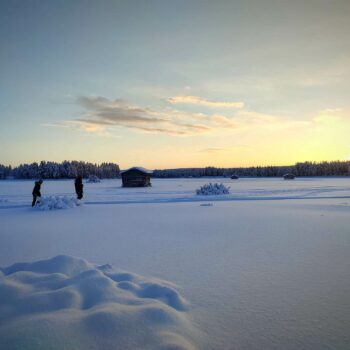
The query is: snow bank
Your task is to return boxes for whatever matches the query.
[196,183,230,195]
[35,196,81,210]
[0,255,197,350]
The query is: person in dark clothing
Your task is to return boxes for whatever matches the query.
[32,179,43,207]
[75,176,84,200]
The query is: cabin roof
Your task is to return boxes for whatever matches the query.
[120,167,153,175]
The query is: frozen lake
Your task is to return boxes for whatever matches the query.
[0,177,350,349]
[1,177,350,207]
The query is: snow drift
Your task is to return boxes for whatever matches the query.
[87,175,101,183]
[0,255,196,350]
[35,196,81,210]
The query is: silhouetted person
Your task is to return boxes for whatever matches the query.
[75,176,83,200]
[32,179,43,207]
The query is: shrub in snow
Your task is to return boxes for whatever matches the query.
[196,183,230,195]
[87,175,101,183]
[35,196,81,210]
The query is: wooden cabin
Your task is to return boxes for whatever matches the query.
[283,173,295,180]
[120,167,153,187]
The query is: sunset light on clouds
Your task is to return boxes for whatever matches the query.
[1,0,349,168]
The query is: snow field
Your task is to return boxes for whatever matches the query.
[1,177,350,208]
[0,177,349,349]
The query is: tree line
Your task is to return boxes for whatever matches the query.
[153,161,350,178]
[1,160,349,180]
[0,161,120,179]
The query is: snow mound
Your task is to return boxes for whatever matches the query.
[0,255,197,350]
[35,196,81,210]
[87,175,101,183]
[196,183,230,195]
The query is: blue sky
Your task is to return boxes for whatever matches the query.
[1,0,349,168]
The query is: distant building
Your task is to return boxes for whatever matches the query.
[120,167,153,187]
[283,173,295,180]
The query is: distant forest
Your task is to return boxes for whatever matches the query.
[153,161,350,178]
[0,160,349,179]
[0,161,120,179]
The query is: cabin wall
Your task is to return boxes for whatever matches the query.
[121,170,151,187]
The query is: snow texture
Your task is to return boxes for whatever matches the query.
[196,183,230,195]
[0,255,196,350]
[35,196,81,210]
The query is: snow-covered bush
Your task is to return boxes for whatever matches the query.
[35,196,81,210]
[87,175,101,183]
[196,183,230,195]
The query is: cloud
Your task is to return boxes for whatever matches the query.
[198,145,250,153]
[318,108,342,115]
[77,96,167,124]
[52,95,341,139]
[313,108,346,125]
[211,114,237,128]
[168,95,244,109]
[58,96,221,136]
[65,120,110,134]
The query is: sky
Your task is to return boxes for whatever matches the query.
[1,0,350,169]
